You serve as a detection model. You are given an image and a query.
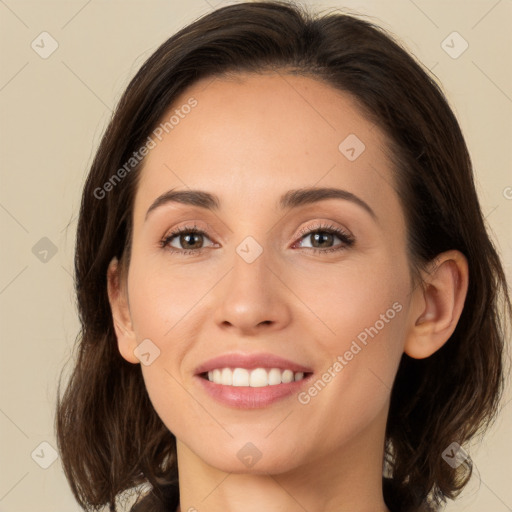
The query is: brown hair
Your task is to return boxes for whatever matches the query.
[55,2,511,511]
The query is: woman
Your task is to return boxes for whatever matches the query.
[55,2,511,511]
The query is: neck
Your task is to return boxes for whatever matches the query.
[175,408,391,512]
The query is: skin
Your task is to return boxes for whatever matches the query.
[107,72,469,512]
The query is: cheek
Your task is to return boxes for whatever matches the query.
[126,250,223,341]
[292,254,408,419]
[291,250,408,349]
[125,253,230,435]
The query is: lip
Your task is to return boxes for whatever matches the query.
[194,352,314,409]
[194,352,313,375]
[196,376,313,409]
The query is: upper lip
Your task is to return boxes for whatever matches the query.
[195,352,313,375]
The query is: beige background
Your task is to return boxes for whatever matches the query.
[0,0,511,510]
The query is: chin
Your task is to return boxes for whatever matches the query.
[196,439,305,476]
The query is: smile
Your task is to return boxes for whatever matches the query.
[204,367,306,387]
[194,352,314,408]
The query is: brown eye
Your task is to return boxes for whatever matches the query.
[161,226,216,254]
[175,231,204,250]
[295,224,355,253]
[307,231,336,249]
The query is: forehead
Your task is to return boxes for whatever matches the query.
[133,72,399,222]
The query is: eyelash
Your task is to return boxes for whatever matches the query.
[159,222,355,256]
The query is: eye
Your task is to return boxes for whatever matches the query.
[160,224,216,255]
[160,222,355,256]
[293,222,355,254]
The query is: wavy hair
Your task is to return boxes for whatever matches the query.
[55,2,511,511]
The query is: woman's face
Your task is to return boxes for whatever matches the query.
[114,72,417,474]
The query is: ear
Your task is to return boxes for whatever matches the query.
[106,257,139,364]
[404,250,469,359]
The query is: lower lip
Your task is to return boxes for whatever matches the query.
[196,375,312,409]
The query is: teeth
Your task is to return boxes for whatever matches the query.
[233,368,250,386]
[250,368,268,387]
[221,368,232,385]
[268,368,281,385]
[206,367,307,386]
[282,369,294,383]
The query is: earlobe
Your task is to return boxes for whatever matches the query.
[404,250,469,359]
[106,257,140,364]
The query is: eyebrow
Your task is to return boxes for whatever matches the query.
[145,187,376,221]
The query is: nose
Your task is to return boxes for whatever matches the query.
[212,246,292,336]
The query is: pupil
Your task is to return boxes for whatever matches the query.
[313,232,332,248]
[182,233,202,249]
